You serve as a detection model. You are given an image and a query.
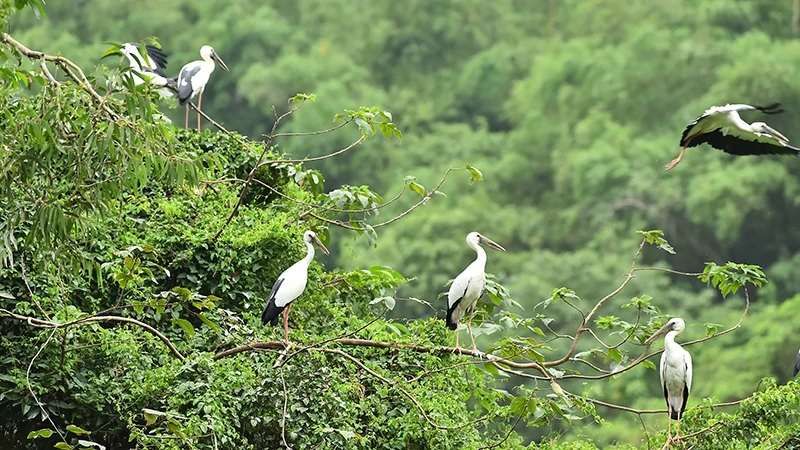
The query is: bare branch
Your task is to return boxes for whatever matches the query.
[1,310,185,361]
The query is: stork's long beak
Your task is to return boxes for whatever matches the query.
[644,323,671,346]
[480,236,506,252]
[311,235,330,255]
[212,52,229,71]
[765,125,789,143]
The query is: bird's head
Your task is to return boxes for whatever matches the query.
[645,317,686,346]
[466,232,506,252]
[200,45,229,71]
[120,43,138,56]
[304,230,330,255]
[752,122,789,143]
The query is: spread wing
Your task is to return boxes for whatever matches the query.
[698,127,800,156]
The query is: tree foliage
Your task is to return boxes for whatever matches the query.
[3,0,800,449]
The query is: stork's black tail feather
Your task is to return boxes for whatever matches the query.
[445,300,460,330]
[755,102,784,115]
[669,407,679,421]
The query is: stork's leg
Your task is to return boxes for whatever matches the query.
[197,93,203,132]
[454,327,460,350]
[184,104,189,129]
[467,304,478,352]
[282,305,291,346]
[665,135,697,171]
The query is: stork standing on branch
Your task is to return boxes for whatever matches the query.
[119,43,177,97]
[262,231,329,346]
[446,232,505,352]
[666,103,800,170]
[177,45,229,131]
[646,318,693,444]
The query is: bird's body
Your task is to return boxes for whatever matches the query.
[794,349,800,378]
[665,103,800,170]
[177,45,229,131]
[646,318,693,442]
[446,232,505,351]
[120,43,177,97]
[261,231,329,345]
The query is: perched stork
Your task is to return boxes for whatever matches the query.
[646,318,693,443]
[665,103,800,170]
[446,232,505,352]
[794,349,800,378]
[177,45,229,132]
[119,43,177,97]
[261,231,329,345]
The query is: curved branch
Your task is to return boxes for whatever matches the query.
[1,310,185,361]
[320,347,487,431]
[547,237,647,367]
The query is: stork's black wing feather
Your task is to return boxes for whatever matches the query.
[794,351,800,377]
[445,283,469,331]
[177,65,202,105]
[144,45,169,75]
[700,130,800,156]
[261,278,285,326]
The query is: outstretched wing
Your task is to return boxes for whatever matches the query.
[700,128,800,156]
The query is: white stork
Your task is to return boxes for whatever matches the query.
[177,45,229,132]
[261,231,329,345]
[446,232,505,352]
[646,318,693,443]
[665,103,800,170]
[119,43,177,97]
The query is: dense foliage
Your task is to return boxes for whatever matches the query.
[3,0,800,449]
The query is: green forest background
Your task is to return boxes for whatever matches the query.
[3,0,800,448]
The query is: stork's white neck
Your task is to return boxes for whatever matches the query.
[468,240,487,270]
[728,111,754,133]
[302,240,315,266]
[664,330,682,353]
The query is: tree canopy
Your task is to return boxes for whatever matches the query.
[3,0,800,449]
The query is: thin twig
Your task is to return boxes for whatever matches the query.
[278,367,292,450]
[213,101,309,241]
[27,328,69,444]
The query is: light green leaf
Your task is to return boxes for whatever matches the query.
[171,318,195,339]
[66,424,90,436]
[27,428,53,439]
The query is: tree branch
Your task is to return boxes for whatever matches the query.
[1,310,185,361]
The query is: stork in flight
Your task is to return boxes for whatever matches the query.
[262,231,329,345]
[446,232,505,352]
[666,103,800,170]
[646,318,693,444]
[119,43,177,97]
[177,45,229,131]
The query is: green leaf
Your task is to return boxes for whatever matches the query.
[143,408,165,426]
[408,182,425,197]
[466,164,483,183]
[54,443,73,450]
[27,428,53,439]
[0,292,14,299]
[171,318,195,339]
[66,424,91,436]
[642,360,657,371]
